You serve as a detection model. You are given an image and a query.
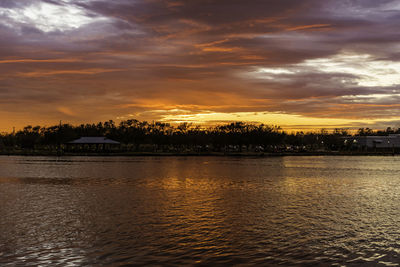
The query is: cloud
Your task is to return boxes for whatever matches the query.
[0,58,81,64]
[16,68,123,77]
[1,0,400,131]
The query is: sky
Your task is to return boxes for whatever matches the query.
[1,0,400,132]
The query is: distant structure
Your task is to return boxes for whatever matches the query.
[66,137,120,151]
[344,134,400,149]
[68,137,120,145]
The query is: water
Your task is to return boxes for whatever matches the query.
[0,156,400,266]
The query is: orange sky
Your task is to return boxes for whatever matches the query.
[1,0,400,132]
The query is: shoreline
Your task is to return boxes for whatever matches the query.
[0,151,398,157]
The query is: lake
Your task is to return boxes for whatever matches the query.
[0,156,399,266]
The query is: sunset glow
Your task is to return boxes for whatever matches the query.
[1,0,400,132]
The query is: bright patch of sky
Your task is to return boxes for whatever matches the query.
[341,93,399,103]
[0,1,109,32]
[256,52,400,88]
[159,111,374,131]
[304,54,400,87]
[257,68,295,75]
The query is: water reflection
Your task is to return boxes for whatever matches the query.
[0,156,400,265]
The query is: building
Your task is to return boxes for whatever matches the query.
[66,137,120,151]
[344,134,400,149]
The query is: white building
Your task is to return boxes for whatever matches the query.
[345,134,400,149]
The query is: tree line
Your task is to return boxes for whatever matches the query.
[0,119,398,153]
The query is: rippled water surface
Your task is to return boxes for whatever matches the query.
[1,156,400,266]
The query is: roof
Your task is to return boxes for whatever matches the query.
[68,137,120,144]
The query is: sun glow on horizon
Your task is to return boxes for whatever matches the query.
[136,111,389,132]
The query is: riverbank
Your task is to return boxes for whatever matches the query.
[0,151,398,157]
